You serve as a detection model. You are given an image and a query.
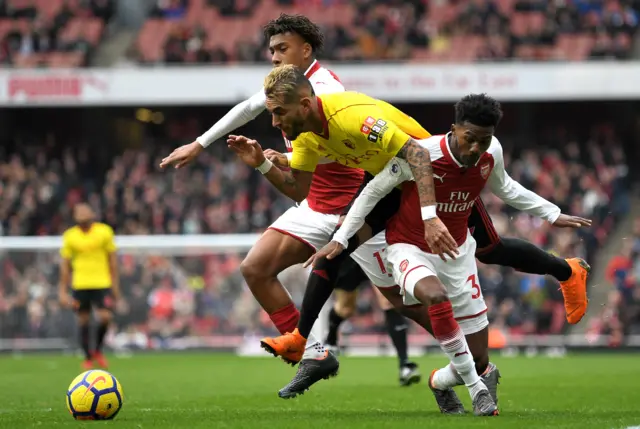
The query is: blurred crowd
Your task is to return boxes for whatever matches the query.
[589,217,640,344]
[142,0,640,65]
[0,0,113,67]
[0,114,630,349]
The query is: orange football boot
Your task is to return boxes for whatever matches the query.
[559,258,590,324]
[82,359,93,370]
[260,328,307,365]
[92,352,109,368]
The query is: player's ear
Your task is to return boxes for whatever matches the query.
[451,124,456,134]
[303,43,312,60]
[300,97,312,111]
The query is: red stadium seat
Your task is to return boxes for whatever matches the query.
[130,0,640,64]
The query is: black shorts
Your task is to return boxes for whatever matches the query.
[334,257,369,292]
[72,289,114,312]
[468,197,501,254]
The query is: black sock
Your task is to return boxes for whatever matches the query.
[477,237,572,282]
[79,324,91,359]
[96,322,109,353]
[298,252,350,338]
[326,308,346,346]
[384,309,409,367]
[298,234,361,338]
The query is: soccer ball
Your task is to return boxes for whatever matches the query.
[66,369,124,420]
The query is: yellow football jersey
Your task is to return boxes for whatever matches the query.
[60,222,116,289]
[290,92,431,175]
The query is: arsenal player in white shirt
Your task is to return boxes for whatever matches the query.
[159,14,420,383]
[310,94,592,416]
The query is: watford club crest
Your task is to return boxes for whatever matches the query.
[480,163,491,179]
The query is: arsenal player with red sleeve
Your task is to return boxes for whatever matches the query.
[318,94,592,417]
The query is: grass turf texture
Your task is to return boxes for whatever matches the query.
[0,353,638,429]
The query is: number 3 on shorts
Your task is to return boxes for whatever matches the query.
[467,274,481,299]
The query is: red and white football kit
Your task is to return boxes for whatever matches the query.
[333,133,561,334]
[197,60,365,250]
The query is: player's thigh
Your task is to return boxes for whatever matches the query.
[434,236,489,336]
[244,203,336,275]
[468,197,501,255]
[335,256,368,292]
[386,242,440,306]
[350,231,396,288]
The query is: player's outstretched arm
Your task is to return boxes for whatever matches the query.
[228,135,312,202]
[487,141,592,228]
[396,138,459,260]
[160,91,267,169]
[306,159,411,268]
[333,159,410,248]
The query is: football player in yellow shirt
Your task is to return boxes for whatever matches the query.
[59,203,120,370]
[227,64,457,396]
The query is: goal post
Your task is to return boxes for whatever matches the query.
[0,234,334,353]
[0,235,636,355]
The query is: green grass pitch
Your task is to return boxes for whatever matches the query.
[0,352,639,428]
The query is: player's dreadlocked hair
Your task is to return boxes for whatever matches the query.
[454,93,503,128]
[264,64,314,103]
[263,13,324,54]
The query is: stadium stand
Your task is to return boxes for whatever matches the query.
[0,115,630,345]
[0,0,114,68]
[135,0,640,65]
[589,216,640,343]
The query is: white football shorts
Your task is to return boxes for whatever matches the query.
[268,203,392,286]
[386,232,488,335]
[350,231,396,287]
[268,200,340,251]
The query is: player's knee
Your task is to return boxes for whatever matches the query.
[240,256,271,286]
[77,312,90,325]
[413,277,448,306]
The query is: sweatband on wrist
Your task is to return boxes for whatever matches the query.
[421,205,437,220]
[256,159,273,174]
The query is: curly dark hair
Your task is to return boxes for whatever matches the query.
[454,93,503,128]
[263,13,324,54]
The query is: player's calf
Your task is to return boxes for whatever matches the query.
[93,308,112,368]
[407,277,495,414]
[76,311,92,368]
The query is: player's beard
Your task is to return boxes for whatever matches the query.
[284,116,306,141]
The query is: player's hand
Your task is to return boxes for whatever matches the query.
[264,149,289,168]
[59,291,73,308]
[227,135,266,168]
[160,141,203,169]
[303,241,346,268]
[552,214,592,228]
[423,218,459,261]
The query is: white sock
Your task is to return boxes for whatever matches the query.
[431,363,463,390]
[302,320,326,359]
[433,322,485,400]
